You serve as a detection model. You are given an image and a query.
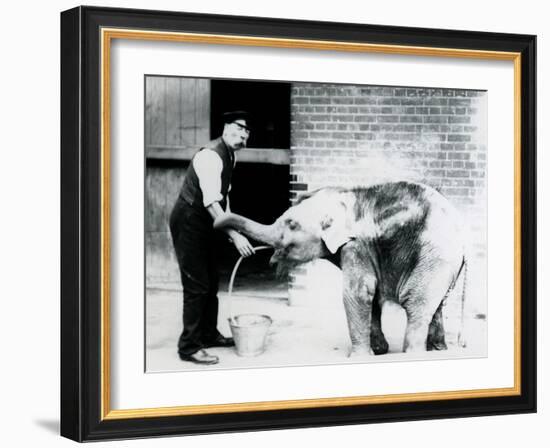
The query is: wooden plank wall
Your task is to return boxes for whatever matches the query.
[145,76,210,150]
[145,165,188,285]
[145,77,210,285]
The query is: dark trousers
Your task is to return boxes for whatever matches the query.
[169,198,222,356]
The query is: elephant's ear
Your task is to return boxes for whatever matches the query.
[320,200,354,254]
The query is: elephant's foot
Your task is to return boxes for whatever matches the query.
[403,343,426,353]
[370,331,389,355]
[348,344,374,358]
[427,337,448,351]
[427,304,447,351]
[403,327,430,353]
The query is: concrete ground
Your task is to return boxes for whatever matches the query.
[145,284,487,373]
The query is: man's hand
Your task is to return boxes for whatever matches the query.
[230,233,255,258]
[205,202,254,257]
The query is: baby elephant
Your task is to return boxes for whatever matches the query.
[214,181,467,357]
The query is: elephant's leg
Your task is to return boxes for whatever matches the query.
[342,283,376,356]
[427,302,447,351]
[400,263,455,353]
[370,292,389,355]
[402,312,431,353]
[341,243,377,357]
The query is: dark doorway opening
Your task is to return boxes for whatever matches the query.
[210,79,291,149]
[210,79,291,298]
[214,162,290,298]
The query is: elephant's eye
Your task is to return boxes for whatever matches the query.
[286,219,299,231]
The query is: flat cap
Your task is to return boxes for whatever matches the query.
[222,110,251,129]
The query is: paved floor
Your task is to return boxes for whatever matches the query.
[145,286,487,373]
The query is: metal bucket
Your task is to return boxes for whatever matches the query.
[229,314,272,357]
[227,246,273,357]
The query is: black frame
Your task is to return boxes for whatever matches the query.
[61,6,536,442]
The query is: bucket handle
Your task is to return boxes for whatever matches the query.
[227,245,273,324]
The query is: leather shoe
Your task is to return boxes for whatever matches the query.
[203,335,235,348]
[179,349,219,365]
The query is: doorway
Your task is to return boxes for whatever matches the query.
[210,79,291,299]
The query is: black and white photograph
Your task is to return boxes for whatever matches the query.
[144,76,488,372]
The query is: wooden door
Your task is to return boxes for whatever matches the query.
[145,76,210,157]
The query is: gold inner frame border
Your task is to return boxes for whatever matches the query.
[100,27,522,421]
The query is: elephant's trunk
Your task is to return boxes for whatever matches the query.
[213,212,279,246]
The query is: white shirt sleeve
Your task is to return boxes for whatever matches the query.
[193,149,224,208]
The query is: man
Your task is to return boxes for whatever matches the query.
[169,111,255,365]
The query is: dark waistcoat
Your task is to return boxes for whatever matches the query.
[178,137,234,211]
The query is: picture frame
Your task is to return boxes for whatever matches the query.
[60,5,536,442]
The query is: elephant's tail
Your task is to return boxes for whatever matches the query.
[457,256,468,348]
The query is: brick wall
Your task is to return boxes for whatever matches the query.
[288,84,487,313]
